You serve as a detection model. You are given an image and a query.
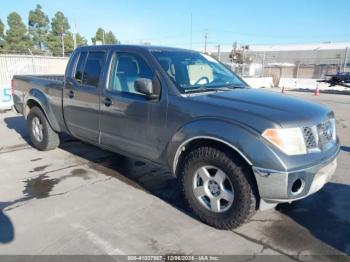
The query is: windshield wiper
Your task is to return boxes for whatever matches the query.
[184,86,233,93]
[222,84,247,89]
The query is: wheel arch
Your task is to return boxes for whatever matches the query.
[167,119,286,177]
[24,91,61,132]
[173,136,253,175]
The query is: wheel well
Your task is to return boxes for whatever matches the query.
[25,99,60,133]
[175,138,260,206]
[175,138,252,176]
[25,99,42,118]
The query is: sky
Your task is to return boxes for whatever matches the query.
[1,0,350,51]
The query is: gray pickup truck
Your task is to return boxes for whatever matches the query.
[13,45,340,229]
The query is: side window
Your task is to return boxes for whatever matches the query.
[108,52,154,95]
[82,52,105,87]
[74,52,87,83]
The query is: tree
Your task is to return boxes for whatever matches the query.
[47,11,72,56]
[229,45,252,64]
[105,31,119,44]
[28,4,49,52]
[92,27,119,45]
[0,19,5,49]
[76,33,87,46]
[51,11,70,35]
[5,12,33,52]
[0,19,4,39]
[91,27,104,44]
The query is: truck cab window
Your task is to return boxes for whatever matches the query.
[74,52,87,83]
[108,52,154,95]
[82,52,105,87]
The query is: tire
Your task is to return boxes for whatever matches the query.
[180,146,258,229]
[27,106,60,151]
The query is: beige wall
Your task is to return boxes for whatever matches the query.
[0,55,68,109]
[0,55,68,87]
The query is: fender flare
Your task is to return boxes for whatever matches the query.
[172,135,253,174]
[24,89,61,132]
[166,118,286,176]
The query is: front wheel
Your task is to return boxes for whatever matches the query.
[180,146,258,229]
[27,106,60,151]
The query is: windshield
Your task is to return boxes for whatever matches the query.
[151,50,247,93]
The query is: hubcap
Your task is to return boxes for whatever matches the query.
[208,180,221,197]
[192,165,234,213]
[32,116,44,142]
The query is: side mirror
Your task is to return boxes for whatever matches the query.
[134,78,159,99]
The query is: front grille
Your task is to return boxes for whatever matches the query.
[302,119,336,151]
[303,127,317,149]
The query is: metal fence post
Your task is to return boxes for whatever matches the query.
[343,46,349,72]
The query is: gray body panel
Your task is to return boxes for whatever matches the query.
[13,45,339,205]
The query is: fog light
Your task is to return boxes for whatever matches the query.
[291,178,305,195]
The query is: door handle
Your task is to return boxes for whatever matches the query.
[67,90,74,98]
[104,97,113,107]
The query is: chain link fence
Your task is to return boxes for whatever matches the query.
[222,47,349,80]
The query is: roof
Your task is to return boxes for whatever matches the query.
[76,44,196,53]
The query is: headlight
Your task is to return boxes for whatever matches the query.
[262,128,307,155]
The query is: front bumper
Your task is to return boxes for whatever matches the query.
[253,150,339,210]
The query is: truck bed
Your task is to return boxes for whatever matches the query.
[13,74,66,133]
[14,74,65,82]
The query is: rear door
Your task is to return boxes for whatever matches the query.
[63,50,107,143]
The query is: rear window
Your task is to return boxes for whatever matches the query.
[73,51,105,87]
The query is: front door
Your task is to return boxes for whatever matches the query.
[63,50,106,143]
[99,50,167,160]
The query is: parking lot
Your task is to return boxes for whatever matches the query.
[0,91,349,259]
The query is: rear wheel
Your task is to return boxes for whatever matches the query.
[27,106,60,151]
[180,146,257,229]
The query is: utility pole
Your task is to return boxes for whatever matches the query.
[204,31,208,54]
[73,22,77,50]
[230,42,237,71]
[102,29,105,45]
[60,25,65,57]
[61,32,65,57]
[217,44,221,61]
[262,51,266,77]
[343,46,349,72]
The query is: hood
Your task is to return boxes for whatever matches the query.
[187,88,332,129]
